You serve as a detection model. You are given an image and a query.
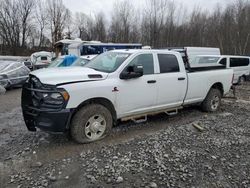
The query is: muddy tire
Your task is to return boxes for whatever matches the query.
[70,104,113,144]
[201,88,222,112]
[238,76,246,85]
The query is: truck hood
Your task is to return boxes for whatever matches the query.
[30,67,109,85]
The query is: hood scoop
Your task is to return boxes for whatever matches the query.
[88,74,103,79]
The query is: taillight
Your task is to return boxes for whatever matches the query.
[231,74,234,84]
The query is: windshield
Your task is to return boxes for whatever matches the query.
[0,61,23,74]
[48,57,64,68]
[191,56,220,64]
[71,57,89,67]
[85,52,130,73]
[0,62,13,72]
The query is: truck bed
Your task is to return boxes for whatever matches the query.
[188,63,226,72]
[184,68,233,105]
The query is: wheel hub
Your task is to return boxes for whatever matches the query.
[211,95,219,110]
[90,122,102,133]
[85,115,106,140]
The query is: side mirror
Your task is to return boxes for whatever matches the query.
[120,64,144,80]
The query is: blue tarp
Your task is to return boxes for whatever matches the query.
[60,55,77,67]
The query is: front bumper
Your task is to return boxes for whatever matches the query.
[21,82,73,133]
[22,107,72,133]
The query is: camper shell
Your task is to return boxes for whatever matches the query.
[168,47,221,65]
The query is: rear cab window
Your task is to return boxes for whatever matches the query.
[41,56,48,61]
[157,54,180,73]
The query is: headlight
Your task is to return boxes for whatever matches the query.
[42,90,70,106]
[51,93,62,99]
[42,93,61,99]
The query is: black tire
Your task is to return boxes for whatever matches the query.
[238,76,246,84]
[201,88,222,112]
[70,104,113,144]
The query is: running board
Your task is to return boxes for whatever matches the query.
[165,109,178,116]
[132,116,147,124]
[121,107,182,122]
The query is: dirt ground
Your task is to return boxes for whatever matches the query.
[0,83,250,188]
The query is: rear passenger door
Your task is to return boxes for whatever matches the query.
[155,53,187,108]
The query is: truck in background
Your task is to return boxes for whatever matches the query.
[191,55,250,84]
[219,56,250,84]
[68,42,142,57]
[54,39,83,57]
[30,51,53,70]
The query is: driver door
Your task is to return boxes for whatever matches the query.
[116,53,157,117]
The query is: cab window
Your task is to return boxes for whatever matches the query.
[230,58,250,67]
[219,58,227,66]
[41,56,48,61]
[127,54,154,75]
[157,54,180,73]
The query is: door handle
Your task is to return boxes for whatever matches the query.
[147,80,156,84]
[178,77,186,81]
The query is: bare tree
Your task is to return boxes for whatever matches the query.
[0,0,21,54]
[75,12,96,41]
[233,0,250,54]
[46,0,71,46]
[64,10,74,39]
[92,12,106,41]
[18,0,35,47]
[35,0,48,47]
[144,0,169,47]
[75,12,88,40]
[109,0,134,42]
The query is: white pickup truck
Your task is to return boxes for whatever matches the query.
[21,50,233,143]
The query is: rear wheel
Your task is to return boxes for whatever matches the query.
[201,88,222,112]
[70,104,113,144]
[239,76,246,84]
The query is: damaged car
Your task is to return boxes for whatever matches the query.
[0,61,30,89]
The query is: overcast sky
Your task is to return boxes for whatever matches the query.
[63,0,235,17]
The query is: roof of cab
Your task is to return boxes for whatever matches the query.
[110,49,178,55]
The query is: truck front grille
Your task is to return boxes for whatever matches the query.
[23,76,65,112]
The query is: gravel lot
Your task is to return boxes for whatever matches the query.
[0,83,250,188]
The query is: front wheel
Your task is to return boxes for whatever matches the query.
[201,88,222,112]
[70,104,113,144]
